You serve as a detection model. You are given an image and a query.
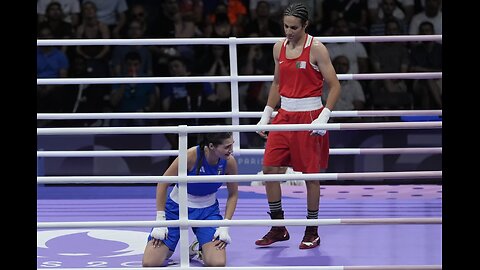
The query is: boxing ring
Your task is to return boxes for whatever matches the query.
[37,34,442,269]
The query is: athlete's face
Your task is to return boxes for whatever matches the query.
[283,16,305,42]
[212,137,234,160]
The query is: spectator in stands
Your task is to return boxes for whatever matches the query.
[322,0,368,36]
[110,19,153,77]
[206,1,247,37]
[37,2,74,39]
[244,1,283,38]
[323,55,365,122]
[122,3,155,38]
[75,0,111,78]
[326,18,369,74]
[199,44,231,121]
[68,55,111,126]
[247,0,288,22]
[409,21,442,109]
[110,51,159,126]
[37,25,71,117]
[37,2,74,55]
[369,19,412,110]
[178,0,205,28]
[369,0,408,36]
[72,1,112,125]
[87,0,129,38]
[37,0,81,29]
[409,0,442,36]
[148,0,195,76]
[160,57,219,165]
[368,0,414,25]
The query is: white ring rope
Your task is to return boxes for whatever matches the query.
[240,147,441,155]
[37,217,442,229]
[36,147,442,157]
[37,171,441,184]
[34,265,443,270]
[37,36,442,87]
[37,110,442,120]
[36,35,441,46]
[37,149,180,157]
[37,72,441,85]
[37,122,442,135]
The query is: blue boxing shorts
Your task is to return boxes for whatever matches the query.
[147,196,222,252]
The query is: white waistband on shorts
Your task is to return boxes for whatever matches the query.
[169,184,217,208]
[281,96,323,111]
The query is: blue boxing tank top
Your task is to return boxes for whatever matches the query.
[185,145,226,196]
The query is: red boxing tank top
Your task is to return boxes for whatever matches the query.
[278,34,324,98]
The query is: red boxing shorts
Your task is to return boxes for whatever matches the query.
[263,107,329,173]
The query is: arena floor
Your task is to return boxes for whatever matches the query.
[37,184,442,268]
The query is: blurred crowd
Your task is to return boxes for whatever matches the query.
[37,0,442,146]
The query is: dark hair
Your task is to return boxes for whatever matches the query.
[215,13,230,25]
[125,51,142,62]
[419,21,435,32]
[195,132,233,175]
[257,1,270,8]
[284,2,309,25]
[46,2,62,13]
[168,56,187,66]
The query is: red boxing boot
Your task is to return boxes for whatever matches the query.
[255,211,290,246]
[255,226,290,246]
[299,226,320,249]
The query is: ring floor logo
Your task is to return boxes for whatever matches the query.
[37,229,149,268]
